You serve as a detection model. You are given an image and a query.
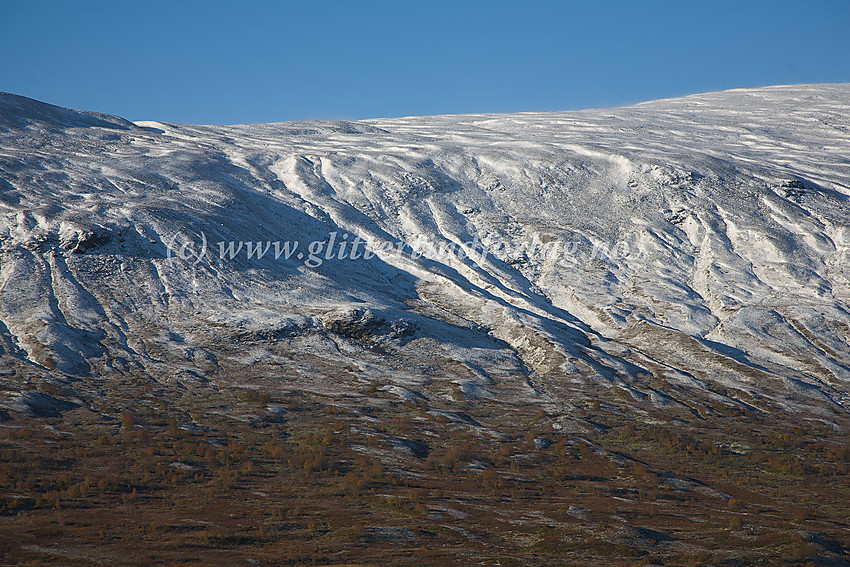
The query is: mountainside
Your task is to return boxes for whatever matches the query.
[1,85,849,421]
[3,86,850,566]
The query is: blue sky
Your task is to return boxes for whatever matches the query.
[2,1,848,124]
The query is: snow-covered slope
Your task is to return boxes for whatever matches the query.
[1,85,849,416]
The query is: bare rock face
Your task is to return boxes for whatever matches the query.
[321,308,416,340]
[58,223,112,254]
[0,86,849,416]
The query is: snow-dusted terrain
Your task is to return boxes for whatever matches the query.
[1,85,848,418]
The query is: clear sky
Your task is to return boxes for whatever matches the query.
[2,0,848,124]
